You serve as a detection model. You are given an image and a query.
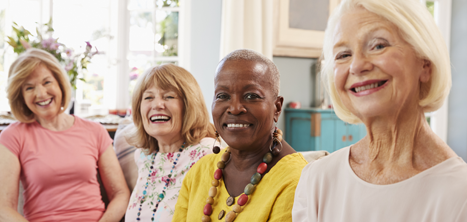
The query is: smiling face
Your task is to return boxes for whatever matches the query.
[140,84,185,141]
[212,60,283,150]
[332,8,431,121]
[22,64,63,120]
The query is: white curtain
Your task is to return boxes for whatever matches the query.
[220,0,274,60]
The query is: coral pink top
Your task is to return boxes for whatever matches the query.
[0,116,112,222]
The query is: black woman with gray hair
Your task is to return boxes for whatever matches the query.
[172,49,307,222]
[292,0,467,221]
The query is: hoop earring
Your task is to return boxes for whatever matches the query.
[212,131,221,154]
[270,126,283,156]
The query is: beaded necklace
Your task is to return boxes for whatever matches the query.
[136,143,185,221]
[202,129,283,222]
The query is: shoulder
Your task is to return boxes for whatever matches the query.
[268,153,308,186]
[422,157,467,192]
[300,147,349,181]
[0,121,35,139]
[74,116,104,129]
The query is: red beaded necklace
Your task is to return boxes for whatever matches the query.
[202,128,283,222]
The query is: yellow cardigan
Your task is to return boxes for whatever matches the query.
[172,149,308,222]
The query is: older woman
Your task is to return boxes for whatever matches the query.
[0,48,130,222]
[124,64,218,222]
[292,0,467,221]
[172,49,308,222]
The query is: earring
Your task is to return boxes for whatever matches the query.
[270,126,283,156]
[212,131,221,154]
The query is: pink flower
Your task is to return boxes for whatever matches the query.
[65,61,73,71]
[19,39,31,49]
[50,42,60,50]
[189,150,197,160]
[190,162,195,168]
[166,153,174,162]
[161,175,176,185]
[85,41,92,52]
[41,37,54,49]
[65,48,73,57]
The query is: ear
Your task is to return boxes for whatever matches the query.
[273,96,284,122]
[420,59,432,83]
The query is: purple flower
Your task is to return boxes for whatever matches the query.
[65,48,73,57]
[85,41,92,52]
[41,37,54,48]
[65,61,73,71]
[50,42,60,50]
[130,72,139,80]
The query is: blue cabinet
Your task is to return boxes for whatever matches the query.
[284,108,366,153]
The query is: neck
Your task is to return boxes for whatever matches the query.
[157,136,185,153]
[354,105,453,170]
[36,112,74,131]
[229,138,273,172]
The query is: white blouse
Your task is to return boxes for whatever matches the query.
[125,138,215,222]
[292,147,467,222]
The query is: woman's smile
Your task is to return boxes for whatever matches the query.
[349,79,389,97]
[149,114,171,124]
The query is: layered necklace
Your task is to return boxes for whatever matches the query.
[136,142,185,222]
[202,128,283,222]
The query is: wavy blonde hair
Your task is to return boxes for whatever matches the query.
[321,0,451,124]
[7,48,71,123]
[127,64,215,154]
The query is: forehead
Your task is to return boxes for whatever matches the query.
[333,8,398,46]
[25,64,54,82]
[215,60,270,86]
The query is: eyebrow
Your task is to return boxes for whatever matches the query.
[333,26,391,50]
[23,76,53,87]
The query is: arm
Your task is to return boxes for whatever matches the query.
[291,165,316,222]
[0,144,28,222]
[97,145,130,222]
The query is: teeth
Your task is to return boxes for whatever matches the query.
[227,124,250,128]
[38,99,52,106]
[150,116,170,121]
[354,83,380,93]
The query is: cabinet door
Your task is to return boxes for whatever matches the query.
[289,117,312,151]
[335,120,348,151]
[319,118,335,153]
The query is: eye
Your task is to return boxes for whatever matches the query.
[165,95,175,100]
[245,93,260,100]
[44,81,51,85]
[216,93,229,100]
[144,96,153,100]
[374,44,386,50]
[335,52,351,60]
[25,87,33,91]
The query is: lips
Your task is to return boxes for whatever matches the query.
[36,98,53,106]
[150,114,171,123]
[349,79,388,96]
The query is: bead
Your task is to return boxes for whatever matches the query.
[233,204,242,213]
[211,179,219,187]
[250,172,262,185]
[214,169,223,180]
[218,210,225,220]
[206,196,214,204]
[276,134,283,142]
[225,147,230,153]
[217,161,225,169]
[202,215,211,222]
[244,183,256,195]
[225,211,237,222]
[262,152,273,163]
[226,196,235,206]
[238,194,248,206]
[277,128,283,136]
[159,193,165,199]
[203,203,212,215]
[209,187,217,197]
[221,152,230,162]
[257,162,267,174]
[271,146,281,156]
[213,146,221,154]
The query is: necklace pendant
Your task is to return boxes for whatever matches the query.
[218,210,225,220]
[226,196,235,206]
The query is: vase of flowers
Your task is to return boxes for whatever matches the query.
[6,18,98,89]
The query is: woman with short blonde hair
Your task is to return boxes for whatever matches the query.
[125,64,218,222]
[0,48,130,222]
[292,0,467,221]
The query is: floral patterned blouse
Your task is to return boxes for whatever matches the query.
[125,137,215,222]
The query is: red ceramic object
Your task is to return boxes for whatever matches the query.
[214,169,223,180]
[203,203,212,215]
[238,194,248,206]
[257,163,267,174]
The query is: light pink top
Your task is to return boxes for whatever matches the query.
[292,147,467,222]
[0,116,112,222]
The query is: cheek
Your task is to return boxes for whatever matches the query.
[334,64,348,92]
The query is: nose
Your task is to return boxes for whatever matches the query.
[151,97,165,110]
[227,96,247,115]
[34,85,48,97]
[349,52,373,76]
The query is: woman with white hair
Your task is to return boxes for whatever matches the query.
[292,0,467,221]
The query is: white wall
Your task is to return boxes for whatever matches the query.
[447,0,467,160]
[189,0,222,117]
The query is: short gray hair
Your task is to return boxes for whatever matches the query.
[218,49,280,97]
